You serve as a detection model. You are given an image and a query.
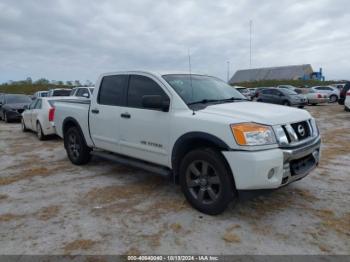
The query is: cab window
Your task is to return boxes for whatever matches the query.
[98,75,128,106]
[127,75,169,109]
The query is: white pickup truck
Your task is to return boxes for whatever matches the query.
[54,71,321,215]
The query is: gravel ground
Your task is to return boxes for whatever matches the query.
[0,104,349,255]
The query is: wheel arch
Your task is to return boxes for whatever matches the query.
[62,117,88,148]
[171,132,234,183]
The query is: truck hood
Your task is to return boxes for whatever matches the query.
[199,102,311,126]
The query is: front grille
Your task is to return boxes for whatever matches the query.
[290,121,310,141]
[17,109,24,114]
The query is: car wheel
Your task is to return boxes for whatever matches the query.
[329,95,337,103]
[311,103,317,106]
[298,105,304,108]
[345,106,350,112]
[21,118,29,132]
[283,101,291,106]
[4,112,9,123]
[179,148,236,215]
[64,126,91,165]
[36,122,45,140]
[257,99,262,102]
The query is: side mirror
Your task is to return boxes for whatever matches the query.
[82,93,89,98]
[142,95,170,112]
[24,105,29,110]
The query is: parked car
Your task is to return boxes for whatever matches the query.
[338,82,350,105]
[257,88,307,108]
[234,86,251,100]
[53,71,321,215]
[47,88,72,97]
[344,90,350,111]
[294,88,328,105]
[34,91,48,98]
[248,88,258,98]
[0,94,32,122]
[311,86,339,103]
[70,86,94,99]
[21,97,58,140]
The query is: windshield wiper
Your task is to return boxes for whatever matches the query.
[187,97,249,105]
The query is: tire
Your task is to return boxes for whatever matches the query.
[283,101,291,106]
[257,99,262,102]
[4,112,9,123]
[21,118,29,132]
[64,126,91,165]
[298,105,304,108]
[329,95,337,103]
[179,148,236,215]
[311,103,317,106]
[36,122,45,140]
[345,106,350,112]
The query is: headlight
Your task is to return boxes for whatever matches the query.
[310,118,319,137]
[230,123,276,146]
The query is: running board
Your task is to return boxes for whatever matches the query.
[91,150,172,177]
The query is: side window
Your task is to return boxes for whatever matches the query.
[76,88,88,97]
[127,75,169,109]
[98,75,128,106]
[34,99,42,109]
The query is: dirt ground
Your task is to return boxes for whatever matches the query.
[0,104,349,255]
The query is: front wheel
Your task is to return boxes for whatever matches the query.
[283,101,291,106]
[21,118,29,132]
[36,122,45,140]
[179,148,236,215]
[4,112,9,123]
[64,126,91,165]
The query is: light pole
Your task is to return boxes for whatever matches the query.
[227,61,230,83]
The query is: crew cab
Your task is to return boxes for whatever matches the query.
[54,71,321,215]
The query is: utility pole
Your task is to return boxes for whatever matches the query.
[227,61,230,83]
[249,20,252,69]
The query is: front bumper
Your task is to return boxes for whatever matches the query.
[6,110,22,120]
[222,136,321,190]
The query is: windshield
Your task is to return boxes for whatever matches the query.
[280,89,298,95]
[6,95,32,104]
[41,92,48,97]
[53,90,71,96]
[162,74,246,104]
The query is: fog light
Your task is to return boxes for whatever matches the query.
[267,168,275,179]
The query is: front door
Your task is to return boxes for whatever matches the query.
[119,74,171,167]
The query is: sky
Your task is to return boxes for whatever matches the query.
[0,0,349,83]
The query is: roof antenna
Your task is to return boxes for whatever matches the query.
[188,48,195,115]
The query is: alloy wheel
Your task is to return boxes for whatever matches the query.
[68,132,81,160]
[185,160,221,205]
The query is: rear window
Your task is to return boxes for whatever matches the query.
[98,75,128,106]
[53,90,71,96]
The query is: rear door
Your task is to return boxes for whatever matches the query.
[31,99,42,129]
[23,100,36,129]
[89,74,128,153]
[119,74,171,166]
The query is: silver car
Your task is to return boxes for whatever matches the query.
[295,88,329,105]
[311,86,339,103]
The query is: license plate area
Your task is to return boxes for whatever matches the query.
[290,153,316,176]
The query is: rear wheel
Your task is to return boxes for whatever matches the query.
[36,122,45,140]
[179,148,236,215]
[311,103,317,106]
[329,95,337,103]
[64,126,91,165]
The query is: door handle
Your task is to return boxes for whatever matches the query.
[91,109,99,114]
[121,112,131,119]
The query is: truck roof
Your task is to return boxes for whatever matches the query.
[100,70,211,78]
